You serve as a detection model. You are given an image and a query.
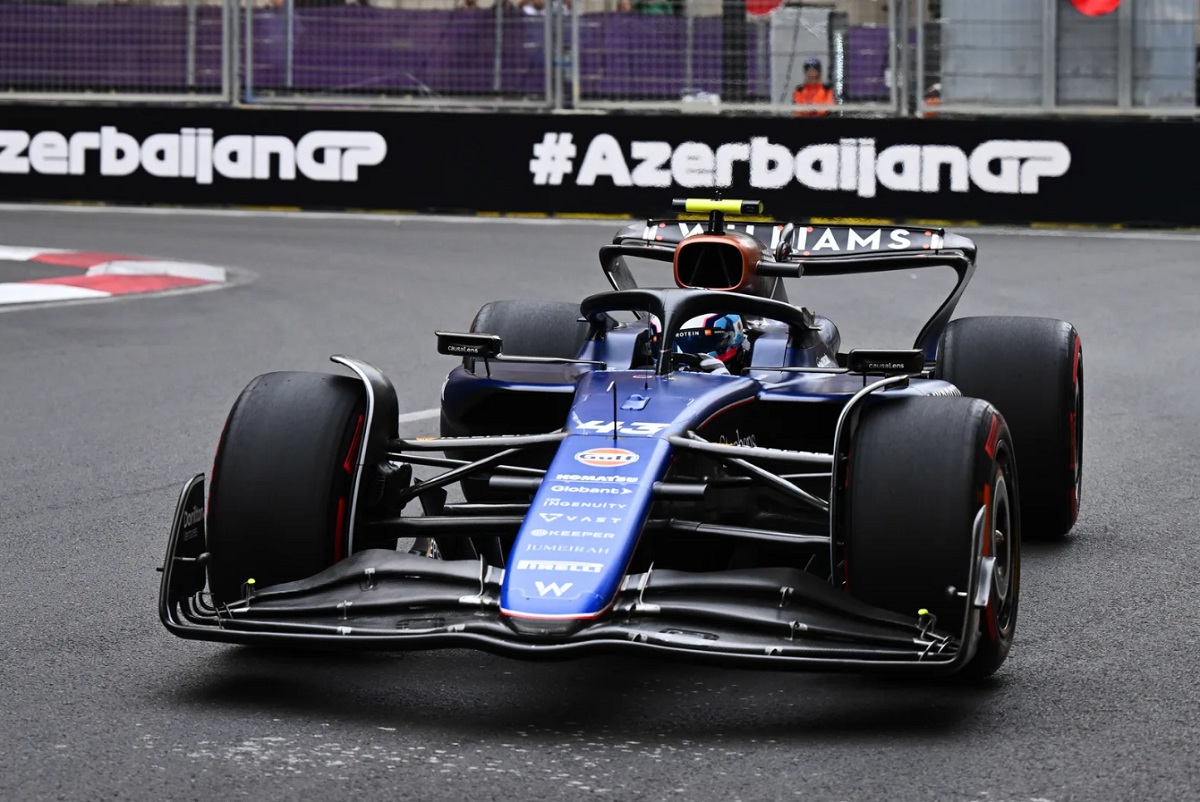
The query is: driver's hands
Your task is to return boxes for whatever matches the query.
[697,355,730,375]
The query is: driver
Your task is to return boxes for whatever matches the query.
[672,313,750,375]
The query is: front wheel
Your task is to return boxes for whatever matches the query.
[844,397,1020,678]
[206,371,365,606]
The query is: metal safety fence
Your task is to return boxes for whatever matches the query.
[920,0,1198,116]
[242,0,902,114]
[0,0,235,103]
[0,0,1196,116]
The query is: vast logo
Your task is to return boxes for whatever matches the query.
[530,132,1070,196]
[574,447,640,468]
[0,126,387,184]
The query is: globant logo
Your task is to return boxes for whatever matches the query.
[529,133,1070,196]
[0,126,387,184]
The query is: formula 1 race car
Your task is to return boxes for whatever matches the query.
[159,199,1084,678]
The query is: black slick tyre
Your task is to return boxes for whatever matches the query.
[206,371,365,606]
[442,299,590,508]
[935,316,1083,538]
[460,299,590,370]
[844,397,1020,678]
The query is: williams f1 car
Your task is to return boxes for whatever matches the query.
[159,199,1084,678]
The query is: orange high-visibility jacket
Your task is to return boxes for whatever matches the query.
[793,83,834,116]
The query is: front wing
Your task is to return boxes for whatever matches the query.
[159,476,988,675]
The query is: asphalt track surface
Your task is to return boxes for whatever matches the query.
[1,208,1197,802]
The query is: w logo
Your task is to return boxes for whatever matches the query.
[535,581,574,597]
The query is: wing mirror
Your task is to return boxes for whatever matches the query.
[435,332,502,359]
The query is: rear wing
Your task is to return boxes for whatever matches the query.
[605,209,978,361]
[613,220,977,275]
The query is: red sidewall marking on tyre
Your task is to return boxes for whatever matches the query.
[983,414,1001,460]
[334,498,348,563]
[343,415,365,475]
[1068,335,1082,519]
[981,480,999,643]
[334,414,366,563]
[1071,336,1082,467]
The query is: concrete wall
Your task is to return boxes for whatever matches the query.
[768,6,831,103]
[941,0,1044,105]
[941,0,1196,107]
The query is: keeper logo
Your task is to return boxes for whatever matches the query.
[0,126,387,184]
[530,134,1070,196]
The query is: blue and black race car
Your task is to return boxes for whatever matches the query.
[159,199,1084,678]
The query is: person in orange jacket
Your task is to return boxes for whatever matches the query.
[921,82,942,118]
[794,57,834,117]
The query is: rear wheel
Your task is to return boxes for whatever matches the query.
[442,299,590,509]
[844,397,1020,678]
[936,316,1083,538]
[206,371,365,605]
[460,299,590,369]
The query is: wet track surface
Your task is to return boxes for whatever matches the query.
[0,208,1197,802]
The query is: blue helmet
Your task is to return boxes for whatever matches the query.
[674,313,747,366]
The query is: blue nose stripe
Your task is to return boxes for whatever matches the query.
[500,435,670,619]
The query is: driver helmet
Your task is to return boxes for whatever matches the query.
[674,313,748,371]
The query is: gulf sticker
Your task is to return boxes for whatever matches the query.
[574,447,640,468]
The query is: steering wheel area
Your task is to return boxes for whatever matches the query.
[668,351,708,372]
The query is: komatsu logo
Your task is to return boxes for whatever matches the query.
[531,133,1070,196]
[0,126,387,184]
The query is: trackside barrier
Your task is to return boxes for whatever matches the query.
[2,105,1200,226]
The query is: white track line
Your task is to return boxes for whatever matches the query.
[396,408,440,424]
[3,202,1200,241]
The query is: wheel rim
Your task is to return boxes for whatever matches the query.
[990,470,1015,632]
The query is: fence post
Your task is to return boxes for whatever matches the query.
[222,0,238,102]
[915,0,925,115]
[186,0,198,89]
[721,0,748,102]
[244,0,255,102]
[685,4,695,96]
[555,1,566,109]
[571,4,581,108]
[544,4,554,108]
[896,0,911,116]
[1116,0,1132,109]
[1041,0,1057,109]
[285,0,295,89]
[493,0,505,93]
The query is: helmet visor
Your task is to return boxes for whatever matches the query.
[674,315,743,362]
